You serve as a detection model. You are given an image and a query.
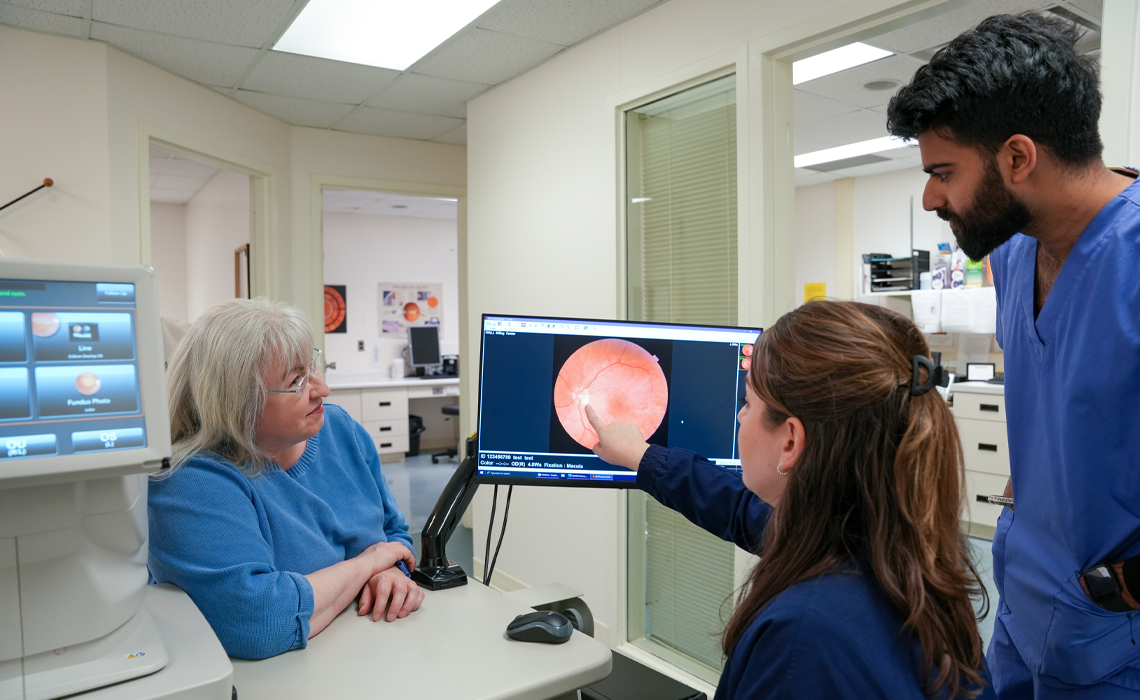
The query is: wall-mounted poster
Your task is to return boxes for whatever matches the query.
[324,285,347,333]
[379,282,442,336]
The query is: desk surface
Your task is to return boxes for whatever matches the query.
[326,374,460,391]
[230,582,612,700]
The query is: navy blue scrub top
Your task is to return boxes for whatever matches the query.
[637,445,995,700]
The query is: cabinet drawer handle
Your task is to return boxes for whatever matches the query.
[379,426,391,432]
[980,404,1000,412]
[380,442,392,448]
[978,443,998,452]
[378,401,391,407]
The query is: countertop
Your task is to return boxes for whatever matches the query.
[325,373,460,391]
[948,380,1005,396]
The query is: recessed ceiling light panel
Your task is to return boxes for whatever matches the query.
[275,0,503,71]
[792,42,893,85]
[794,136,913,169]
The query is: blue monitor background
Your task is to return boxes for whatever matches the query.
[476,314,761,488]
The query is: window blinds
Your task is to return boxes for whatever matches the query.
[626,75,737,673]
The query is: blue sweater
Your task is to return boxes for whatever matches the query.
[147,404,412,659]
[637,445,995,700]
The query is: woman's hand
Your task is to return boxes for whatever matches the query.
[358,566,425,622]
[360,541,415,578]
[585,405,650,471]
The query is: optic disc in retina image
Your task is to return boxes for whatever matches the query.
[553,338,668,449]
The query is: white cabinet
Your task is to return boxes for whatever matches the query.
[324,377,460,461]
[952,385,1009,535]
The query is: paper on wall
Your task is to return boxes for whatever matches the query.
[940,287,997,334]
[958,333,993,367]
[910,291,942,333]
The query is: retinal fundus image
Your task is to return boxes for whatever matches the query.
[552,337,670,452]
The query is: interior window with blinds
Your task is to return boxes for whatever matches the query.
[624,74,737,681]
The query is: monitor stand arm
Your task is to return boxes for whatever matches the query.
[411,433,479,590]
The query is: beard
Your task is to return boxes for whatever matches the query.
[936,157,1031,261]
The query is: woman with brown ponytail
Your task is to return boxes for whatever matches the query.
[587,300,994,700]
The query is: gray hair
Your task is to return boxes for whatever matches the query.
[160,297,314,478]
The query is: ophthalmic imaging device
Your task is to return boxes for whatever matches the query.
[0,260,231,700]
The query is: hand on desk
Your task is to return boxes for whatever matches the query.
[585,405,649,472]
[359,565,425,622]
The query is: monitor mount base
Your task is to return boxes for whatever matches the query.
[411,433,478,591]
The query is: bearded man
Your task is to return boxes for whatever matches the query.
[887,12,1139,700]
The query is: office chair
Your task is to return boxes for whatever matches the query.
[431,404,460,463]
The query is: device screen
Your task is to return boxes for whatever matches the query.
[476,315,760,487]
[0,279,147,461]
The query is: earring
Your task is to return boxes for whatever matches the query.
[776,462,789,476]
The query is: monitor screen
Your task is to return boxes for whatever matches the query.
[476,314,761,488]
[0,261,170,488]
[408,325,442,367]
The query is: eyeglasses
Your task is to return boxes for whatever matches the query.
[267,348,322,398]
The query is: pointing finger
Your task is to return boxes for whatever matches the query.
[584,404,604,432]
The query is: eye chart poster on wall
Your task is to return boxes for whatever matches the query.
[378,282,443,336]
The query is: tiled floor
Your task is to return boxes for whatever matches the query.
[382,451,473,574]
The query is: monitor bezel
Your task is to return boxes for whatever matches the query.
[0,260,172,489]
[407,324,442,368]
[475,312,762,489]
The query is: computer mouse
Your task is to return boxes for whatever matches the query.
[505,610,573,644]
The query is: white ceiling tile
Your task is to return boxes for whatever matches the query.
[5,0,85,17]
[867,0,1052,54]
[91,0,296,48]
[334,107,463,141]
[151,189,192,204]
[366,73,489,118]
[793,137,834,156]
[796,109,890,149]
[243,52,399,104]
[233,90,355,128]
[152,174,210,191]
[412,28,564,85]
[91,22,260,86]
[795,90,859,127]
[821,158,921,179]
[477,0,663,47]
[795,170,839,187]
[795,54,926,109]
[0,3,86,37]
[431,122,467,146]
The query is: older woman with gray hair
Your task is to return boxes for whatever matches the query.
[148,298,422,660]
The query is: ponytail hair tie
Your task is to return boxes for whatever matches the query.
[909,352,950,397]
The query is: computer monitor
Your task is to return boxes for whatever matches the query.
[407,324,442,368]
[476,314,761,488]
[0,259,170,488]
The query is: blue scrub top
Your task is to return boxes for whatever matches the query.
[990,175,1140,689]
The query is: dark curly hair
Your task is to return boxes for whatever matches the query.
[886,12,1102,165]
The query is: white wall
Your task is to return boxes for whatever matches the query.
[322,212,458,374]
[149,202,188,320]
[0,28,110,260]
[853,167,952,267]
[793,182,837,301]
[465,0,858,643]
[184,169,251,321]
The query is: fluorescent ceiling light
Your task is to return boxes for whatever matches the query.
[792,42,893,85]
[794,136,913,169]
[275,0,502,71]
